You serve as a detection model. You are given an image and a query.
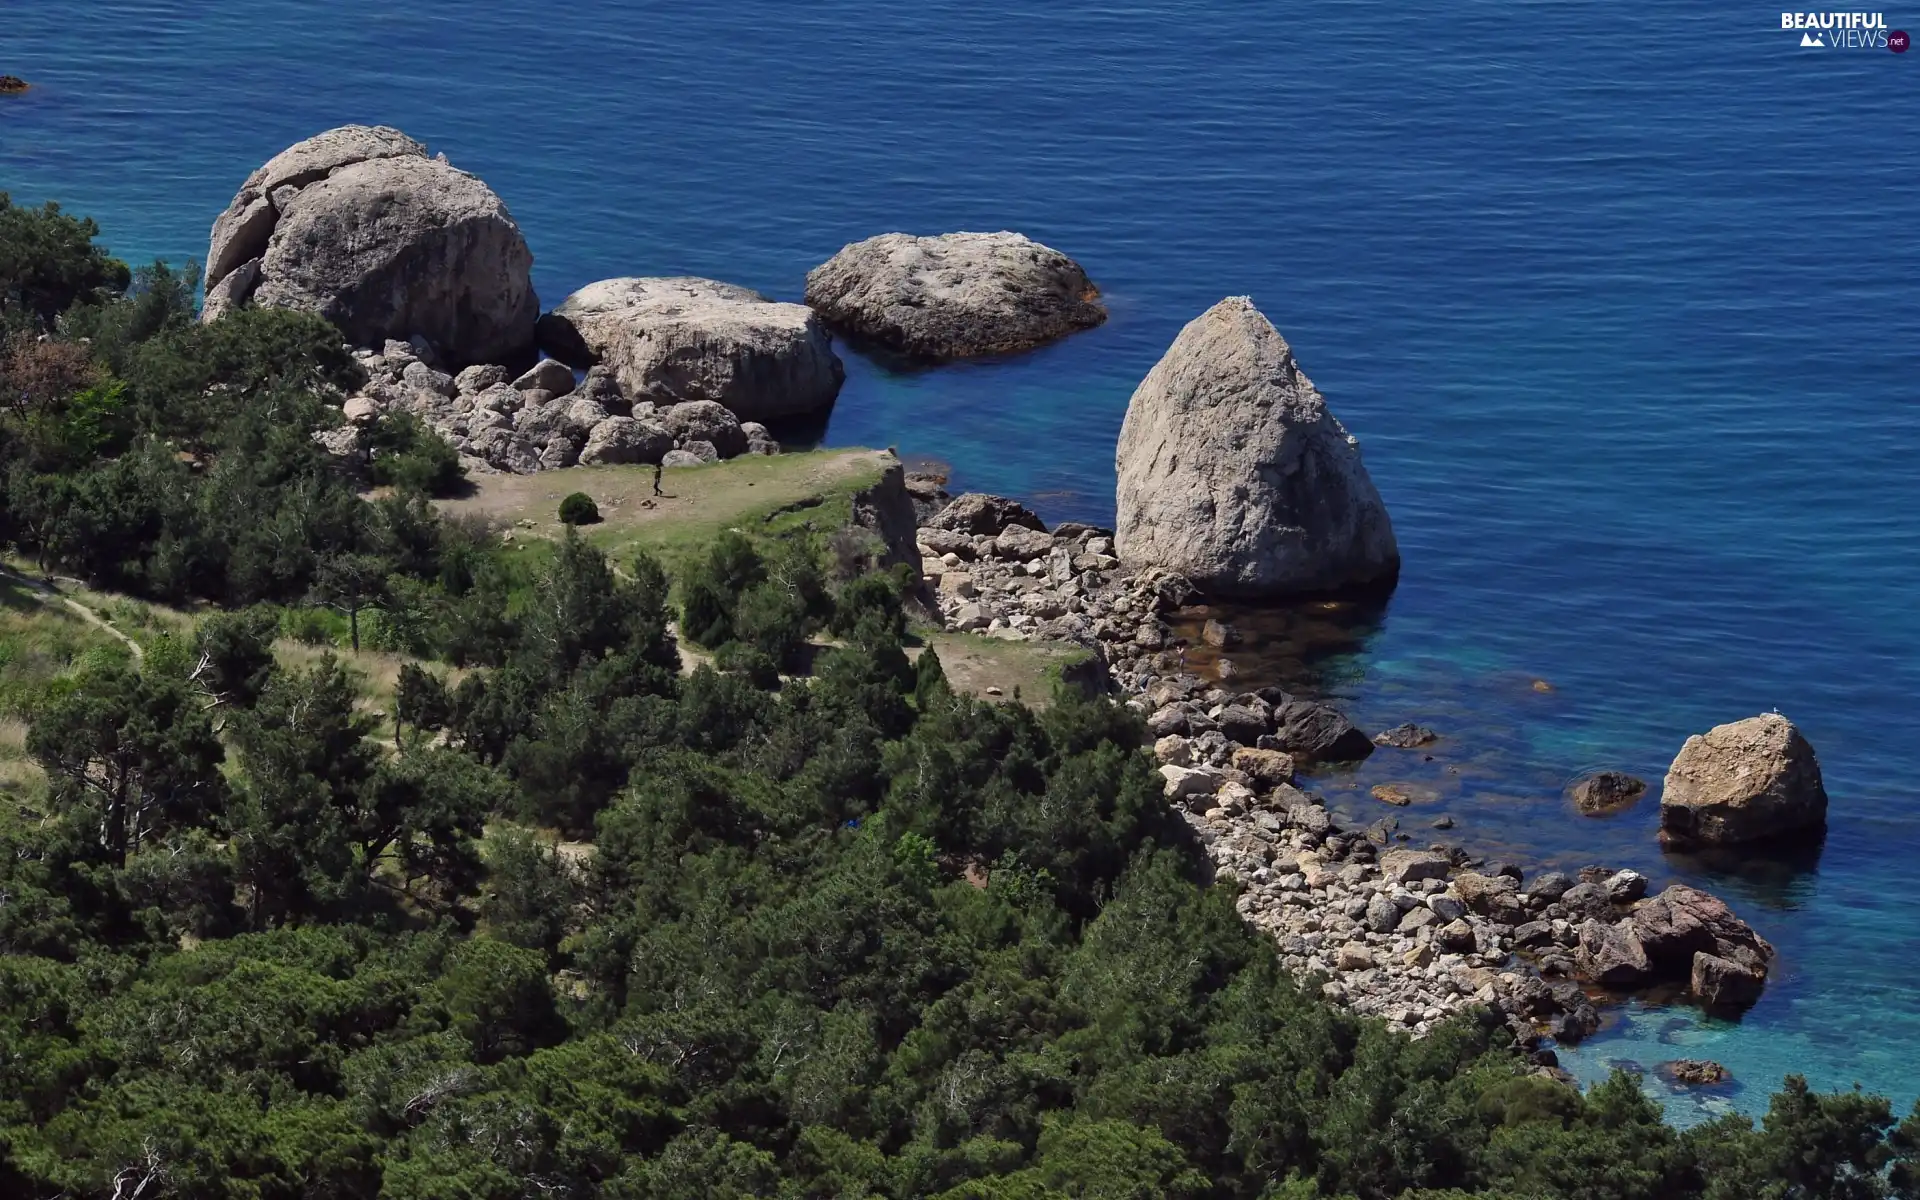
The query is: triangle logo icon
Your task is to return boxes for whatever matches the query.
[1800,31,1824,45]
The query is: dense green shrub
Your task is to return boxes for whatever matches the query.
[557,490,600,526]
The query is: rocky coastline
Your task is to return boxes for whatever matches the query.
[912,496,1783,1052]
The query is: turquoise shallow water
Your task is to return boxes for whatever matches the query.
[5,0,1918,1122]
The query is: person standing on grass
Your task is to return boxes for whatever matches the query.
[653,460,664,496]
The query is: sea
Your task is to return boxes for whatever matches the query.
[5,0,1917,1125]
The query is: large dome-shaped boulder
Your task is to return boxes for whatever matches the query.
[804,231,1105,360]
[201,125,537,368]
[1114,297,1399,598]
[1660,714,1828,847]
[535,277,842,422]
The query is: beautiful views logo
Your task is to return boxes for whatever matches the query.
[1781,11,1905,48]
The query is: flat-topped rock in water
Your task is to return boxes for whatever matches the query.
[804,231,1105,360]
[1660,713,1828,847]
[202,125,537,368]
[535,276,843,422]
[1114,296,1399,598]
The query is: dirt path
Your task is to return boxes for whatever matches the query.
[1,566,145,664]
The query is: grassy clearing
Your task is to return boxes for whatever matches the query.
[918,631,1098,709]
[437,448,894,580]
[0,571,136,799]
[273,639,469,723]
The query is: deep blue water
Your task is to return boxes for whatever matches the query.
[6,0,1918,1123]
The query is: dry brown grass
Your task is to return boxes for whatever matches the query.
[273,640,468,717]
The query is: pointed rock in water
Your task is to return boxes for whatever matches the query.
[202,124,537,368]
[535,277,841,423]
[1114,297,1399,598]
[805,230,1105,360]
[1660,713,1828,847]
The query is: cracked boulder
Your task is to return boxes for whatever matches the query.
[202,124,537,368]
[535,276,842,422]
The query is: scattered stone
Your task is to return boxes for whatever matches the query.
[1336,942,1376,971]
[1661,713,1828,847]
[924,493,1049,537]
[804,230,1105,360]
[1113,296,1399,597]
[1201,618,1239,647]
[1154,735,1193,767]
[1603,869,1649,904]
[1577,920,1653,987]
[455,363,509,393]
[1381,849,1451,885]
[1230,747,1294,789]
[1527,872,1575,902]
[1159,764,1223,800]
[1370,784,1422,807]
[514,358,576,396]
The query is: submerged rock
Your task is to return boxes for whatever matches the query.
[1571,770,1647,816]
[804,230,1105,360]
[203,124,538,368]
[536,276,843,421]
[1660,713,1828,847]
[1114,297,1399,598]
[1658,1059,1732,1087]
[1374,722,1438,748]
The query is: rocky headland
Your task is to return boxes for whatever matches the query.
[908,296,1799,1051]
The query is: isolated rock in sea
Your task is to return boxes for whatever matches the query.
[1660,713,1828,847]
[804,231,1104,361]
[534,277,843,421]
[203,125,538,368]
[1114,297,1399,598]
[1571,770,1647,816]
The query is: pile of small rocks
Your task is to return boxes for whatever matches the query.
[320,337,781,474]
[916,496,1776,1047]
